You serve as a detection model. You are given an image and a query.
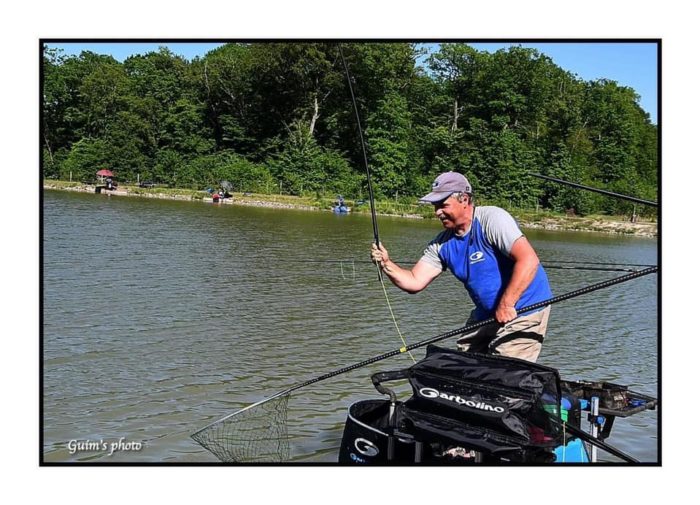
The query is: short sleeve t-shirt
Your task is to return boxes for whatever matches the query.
[420,206,523,271]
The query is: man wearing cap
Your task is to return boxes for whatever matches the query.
[370,171,552,362]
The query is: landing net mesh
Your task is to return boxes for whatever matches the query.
[191,394,290,463]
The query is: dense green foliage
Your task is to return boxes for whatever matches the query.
[42,43,658,216]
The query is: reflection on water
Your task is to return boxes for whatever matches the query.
[42,191,658,462]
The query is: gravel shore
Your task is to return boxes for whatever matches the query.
[43,182,657,238]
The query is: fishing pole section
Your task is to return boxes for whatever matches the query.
[338,45,380,249]
[528,172,658,208]
[337,44,415,362]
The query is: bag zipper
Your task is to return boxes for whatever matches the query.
[415,369,538,402]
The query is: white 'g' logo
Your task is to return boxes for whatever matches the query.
[470,251,484,262]
[419,387,440,398]
[354,438,379,457]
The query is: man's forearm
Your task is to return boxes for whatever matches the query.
[380,260,426,293]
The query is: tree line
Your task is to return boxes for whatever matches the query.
[42,42,658,216]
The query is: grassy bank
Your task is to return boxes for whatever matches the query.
[43,180,657,237]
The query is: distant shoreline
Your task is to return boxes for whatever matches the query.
[43,182,657,238]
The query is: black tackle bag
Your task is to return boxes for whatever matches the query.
[373,345,564,460]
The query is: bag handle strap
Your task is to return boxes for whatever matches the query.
[371,369,411,401]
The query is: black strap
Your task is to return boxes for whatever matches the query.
[488,331,544,353]
[371,369,411,401]
[371,369,411,386]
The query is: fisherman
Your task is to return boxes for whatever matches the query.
[370,171,552,362]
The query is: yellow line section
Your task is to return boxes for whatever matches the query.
[376,263,416,364]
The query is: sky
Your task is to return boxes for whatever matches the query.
[45,40,658,124]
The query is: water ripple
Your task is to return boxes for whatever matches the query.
[43,191,658,462]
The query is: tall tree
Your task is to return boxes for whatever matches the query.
[197,43,256,153]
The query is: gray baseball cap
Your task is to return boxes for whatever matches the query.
[419,172,472,203]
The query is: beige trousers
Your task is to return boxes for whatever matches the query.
[456,306,551,362]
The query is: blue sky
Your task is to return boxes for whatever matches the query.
[45,41,658,123]
[46,42,225,63]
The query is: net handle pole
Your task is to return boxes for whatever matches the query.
[192,266,657,438]
[286,266,658,395]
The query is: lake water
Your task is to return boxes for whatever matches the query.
[42,190,659,463]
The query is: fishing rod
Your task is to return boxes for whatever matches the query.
[540,259,657,268]
[541,265,642,273]
[338,45,380,249]
[529,172,658,208]
[562,421,639,463]
[336,43,416,361]
[192,266,658,437]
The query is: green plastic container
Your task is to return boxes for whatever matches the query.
[544,404,568,422]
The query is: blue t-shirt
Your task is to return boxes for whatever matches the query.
[421,206,552,321]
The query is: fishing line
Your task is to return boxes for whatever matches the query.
[338,43,412,361]
[243,257,651,275]
[340,260,357,280]
[273,257,655,269]
[375,260,649,274]
[375,262,416,363]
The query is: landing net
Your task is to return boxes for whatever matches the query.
[191,393,290,463]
